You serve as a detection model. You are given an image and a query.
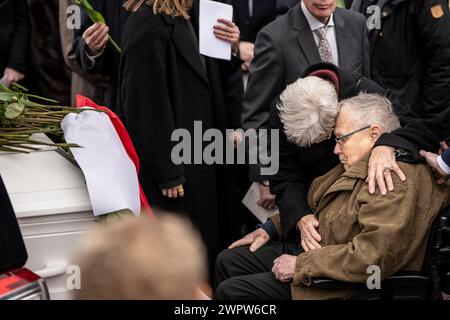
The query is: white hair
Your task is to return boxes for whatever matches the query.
[277,76,339,147]
[339,93,401,133]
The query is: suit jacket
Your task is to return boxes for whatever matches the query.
[241,3,370,132]
[0,0,30,75]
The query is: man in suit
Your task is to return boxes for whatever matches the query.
[0,0,30,87]
[241,0,370,209]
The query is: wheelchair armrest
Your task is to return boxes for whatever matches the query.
[312,272,429,290]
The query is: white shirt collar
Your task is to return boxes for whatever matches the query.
[301,1,335,31]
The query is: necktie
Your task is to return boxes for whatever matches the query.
[316,26,334,64]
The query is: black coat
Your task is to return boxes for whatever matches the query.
[74,0,129,114]
[119,4,229,265]
[350,0,450,141]
[0,0,30,75]
[269,63,440,242]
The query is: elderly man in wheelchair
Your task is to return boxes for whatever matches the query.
[215,86,450,300]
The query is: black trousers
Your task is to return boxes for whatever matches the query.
[214,244,292,300]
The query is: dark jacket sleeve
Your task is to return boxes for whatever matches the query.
[7,0,30,74]
[120,37,185,186]
[415,0,450,141]
[356,76,440,160]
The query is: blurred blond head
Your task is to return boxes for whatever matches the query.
[73,214,207,300]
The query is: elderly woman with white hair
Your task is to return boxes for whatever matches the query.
[215,92,450,300]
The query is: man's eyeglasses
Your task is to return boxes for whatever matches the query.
[334,126,370,147]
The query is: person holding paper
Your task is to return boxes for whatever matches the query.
[119,0,241,275]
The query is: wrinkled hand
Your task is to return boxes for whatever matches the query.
[297,214,321,252]
[83,22,109,56]
[257,183,276,210]
[368,146,406,195]
[162,184,184,199]
[2,68,25,87]
[213,19,240,55]
[272,254,297,282]
[420,150,449,185]
[228,228,269,252]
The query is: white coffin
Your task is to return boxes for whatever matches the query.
[0,136,97,300]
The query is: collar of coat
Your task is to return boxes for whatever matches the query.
[307,153,371,213]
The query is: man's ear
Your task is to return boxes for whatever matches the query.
[370,125,382,141]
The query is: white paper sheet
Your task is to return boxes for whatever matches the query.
[199,0,233,60]
[242,182,278,223]
[61,110,141,216]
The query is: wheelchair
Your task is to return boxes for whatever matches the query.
[311,206,450,300]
